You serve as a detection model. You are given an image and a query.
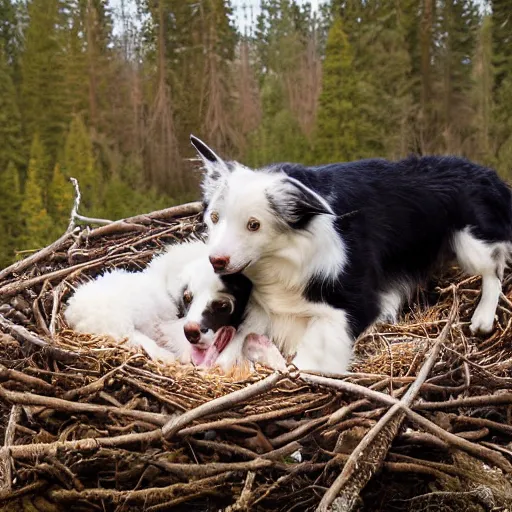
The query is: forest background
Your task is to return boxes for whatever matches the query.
[0,0,510,267]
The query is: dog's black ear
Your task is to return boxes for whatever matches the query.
[268,176,334,229]
[190,135,231,202]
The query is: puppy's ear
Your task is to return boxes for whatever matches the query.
[190,135,231,202]
[268,176,334,229]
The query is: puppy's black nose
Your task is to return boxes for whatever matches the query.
[209,255,230,272]
[184,322,201,344]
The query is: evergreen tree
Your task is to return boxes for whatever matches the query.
[470,16,494,162]
[61,115,101,213]
[491,0,512,92]
[27,134,52,208]
[19,145,52,251]
[48,163,74,236]
[0,49,23,172]
[0,161,21,268]
[20,0,70,161]
[0,0,21,79]
[314,15,374,163]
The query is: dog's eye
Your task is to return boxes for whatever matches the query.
[210,211,219,224]
[213,300,231,313]
[183,290,193,304]
[247,218,260,232]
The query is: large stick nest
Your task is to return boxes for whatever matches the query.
[1,203,512,512]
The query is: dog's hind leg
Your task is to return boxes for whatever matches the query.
[452,228,509,334]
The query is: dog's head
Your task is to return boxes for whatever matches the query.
[190,135,334,275]
[176,255,253,363]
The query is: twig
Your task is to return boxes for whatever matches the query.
[416,393,512,410]
[0,405,21,492]
[50,471,232,504]
[317,290,458,512]
[86,202,203,239]
[224,471,256,512]
[162,372,283,439]
[302,372,512,473]
[0,314,77,362]
[0,386,170,427]
[0,364,54,393]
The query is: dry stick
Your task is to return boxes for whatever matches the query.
[0,386,170,427]
[0,364,54,393]
[224,470,256,512]
[3,372,284,461]
[86,202,203,239]
[416,393,512,410]
[316,292,459,512]
[0,405,21,492]
[302,372,512,474]
[0,254,112,298]
[0,314,77,362]
[178,396,328,436]
[50,471,233,504]
[162,372,284,439]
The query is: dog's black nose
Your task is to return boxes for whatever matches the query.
[209,255,230,272]
[184,322,201,344]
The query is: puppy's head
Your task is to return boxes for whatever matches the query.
[190,135,333,275]
[176,255,253,362]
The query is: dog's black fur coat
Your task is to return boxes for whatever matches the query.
[269,155,512,337]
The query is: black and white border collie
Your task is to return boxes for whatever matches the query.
[64,240,255,366]
[190,135,512,374]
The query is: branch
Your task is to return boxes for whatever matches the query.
[0,314,78,362]
[162,371,283,439]
[0,405,21,492]
[0,386,171,427]
[317,289,459,512]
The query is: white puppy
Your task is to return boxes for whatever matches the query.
[65,241,209,362]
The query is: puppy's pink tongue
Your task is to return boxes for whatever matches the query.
[191,347,208,366]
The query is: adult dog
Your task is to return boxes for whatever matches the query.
[191,135,512,373]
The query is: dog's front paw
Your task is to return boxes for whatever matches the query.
[243,334,287,371]
[470,310,495,335]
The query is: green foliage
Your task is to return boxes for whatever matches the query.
[0,161,21,268]
[0,49,23,172]
[98,175,170,221]
[19,144,52,251]
[48,163,74,236]
[20,0,70,161]
[62,115,101,214]
[314,16,374,162]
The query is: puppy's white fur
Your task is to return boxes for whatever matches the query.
[65,241,212,362]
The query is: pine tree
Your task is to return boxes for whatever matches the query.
[314,15,374,163]
[61,115,101,214]
[470,16,494,162]
[27,134,52,208]
[491,0,512,92]
[0,0,21,80]
[0,161,21,268]
[20,0,70,161]
[19,146,52,251]
[0,49,23,173]
[48,163,74,236]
